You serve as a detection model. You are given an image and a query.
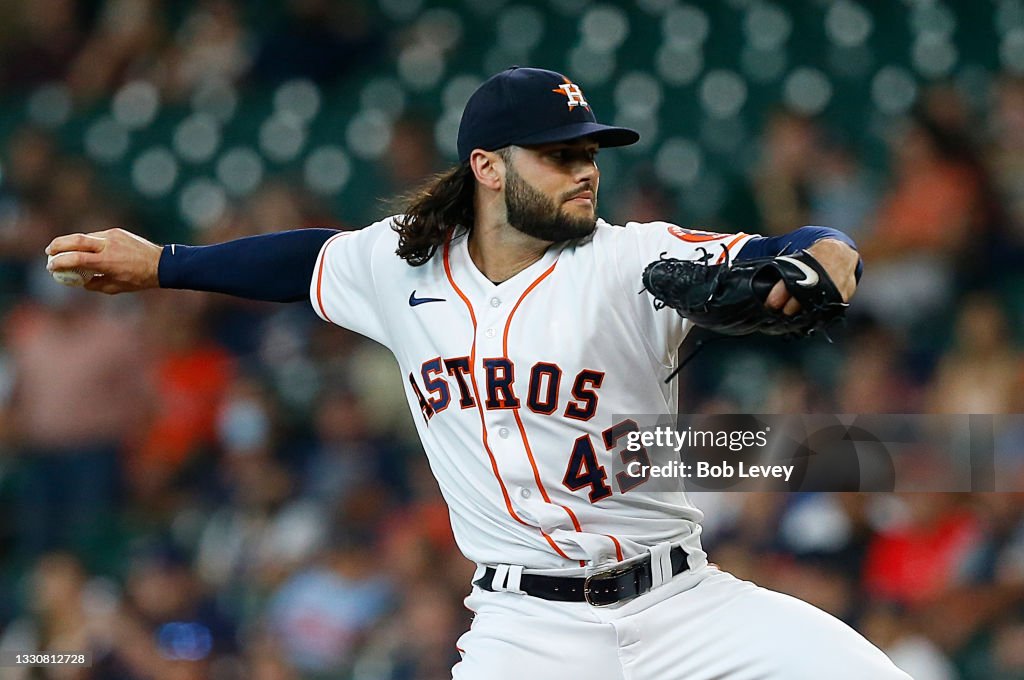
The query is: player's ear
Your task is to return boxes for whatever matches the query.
[469,149,504,191]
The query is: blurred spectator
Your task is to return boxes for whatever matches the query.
[0,552,108,679]
[94,543,238,678]
[857,111,1001,330]
[720,109,877,237]
[987,75,1024,246]
[0,128,59,299]
[263,529,393,676]
[382,115,443,192]
[209,182,329,242]
[762,370,824,413]
[66,0,166,102]
[299,318,421,448]
[244,632,300,680]
[161,0,251,99]
[48,161,110,233]
[807,134,879,240]
[920,84,1015,287]
[376,456,471,614]
[990,496,1024,585]
[195,388,326,610]
[2,126,56,206]
[709,494,789,555]
[990,621,1024,678]
[4,293,148,562]
[302,386,406,509]
[866,113,987,255]
[928,293,1024,414]
[0,0,83,91]
[836,327,920,413]
[750,109,822,235]
[610,166,678,226]
[353,581,464,680]
[864,494,982,606]
[127,291,235,508]
[766,556,858,622]
[378,457,459,585]
[709,495,866,627]
[0,136,130,301]
[250,0,381,84]
[338,337,421,448]
[861,601,958,680]
[922,83,978,146]
[777,494,873,578]
[912,495,1024,664]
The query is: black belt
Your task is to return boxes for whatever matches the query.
[474,546,688,606]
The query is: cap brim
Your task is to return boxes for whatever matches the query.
[512,122,640,149]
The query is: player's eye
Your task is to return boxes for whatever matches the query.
[548,148,598,164]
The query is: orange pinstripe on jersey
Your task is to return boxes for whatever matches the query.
[715,233,748,264]
[673,233,729,242]
[314,232,351,323]
[501,260,587,566]
[503,259,622,567]
[667,225,731,243]
[606,534,624,562]
[442,234,572,561]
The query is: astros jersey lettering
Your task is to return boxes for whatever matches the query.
[311,217,752,570]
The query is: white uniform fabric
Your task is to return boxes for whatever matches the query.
[311,217,910,679]
[455,565,909,680]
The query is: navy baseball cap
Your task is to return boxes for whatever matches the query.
[457,67,640,163]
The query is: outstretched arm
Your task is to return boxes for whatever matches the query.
[46,228,338,302]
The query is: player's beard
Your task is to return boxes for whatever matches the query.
[504,164,597,243]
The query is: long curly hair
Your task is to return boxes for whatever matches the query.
[393,161,477,266]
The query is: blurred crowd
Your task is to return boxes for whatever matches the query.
[1,1,1024,679]
[0,0,380,99]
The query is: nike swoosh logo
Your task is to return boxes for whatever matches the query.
[409,291,446,307]
[776,256,819,287]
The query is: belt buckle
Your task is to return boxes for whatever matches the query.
[583,564,636,607]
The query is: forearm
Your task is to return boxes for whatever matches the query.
[738,226,862,280]
[159,228,339,302]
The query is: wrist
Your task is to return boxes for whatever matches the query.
[156,244,173,288]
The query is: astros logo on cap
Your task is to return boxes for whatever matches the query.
[552,77,589,110]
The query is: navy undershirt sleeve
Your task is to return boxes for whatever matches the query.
[158,228,340,302]
[736,225,863,281]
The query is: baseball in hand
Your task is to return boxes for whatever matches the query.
[47,252,96,287]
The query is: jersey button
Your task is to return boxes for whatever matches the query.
[490,297,501,307]
[485,328,497,338]
[498,427,510,438]
[520,488,531,498]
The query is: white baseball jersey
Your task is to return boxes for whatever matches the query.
[311,217,753,570]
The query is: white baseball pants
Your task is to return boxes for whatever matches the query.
[452,564,911,679]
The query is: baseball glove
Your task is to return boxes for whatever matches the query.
[641,246,848,338]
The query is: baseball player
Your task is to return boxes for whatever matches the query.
[48,67,909,679]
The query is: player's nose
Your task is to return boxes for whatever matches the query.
[573,158,599,185]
